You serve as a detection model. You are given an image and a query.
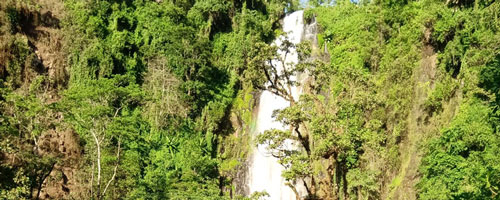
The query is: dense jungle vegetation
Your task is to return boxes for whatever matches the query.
[0,0,499,199]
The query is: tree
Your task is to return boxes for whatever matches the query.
[60,76,143,199]
[248,37,342,199]
[418,101,500,199]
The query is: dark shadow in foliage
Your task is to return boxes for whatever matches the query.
[447,0,496,9]
[210,14,233,39]
[109,0,136,7]
[425,19,463,80]
[187,64,231,118]
[26,41,47,75]
[0,165,17,192]
[446,0,475,8]
[381,0,409,7]
[427,22,458,53]
[245,0,268,15]
[458,143,485,159]
[448,59,461,78]
[6,6,60,38]
[479,54,500,110]
[116,16,137,32]
[111,58,126,77]
[0,152,57,199]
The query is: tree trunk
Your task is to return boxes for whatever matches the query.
[342,166,348,200]
[325,156,335,200]
[335,161,341,200]
[91,129,101,200]
[34,162,55,200]
[286,182,300,200]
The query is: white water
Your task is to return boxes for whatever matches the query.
[246,10,307,200]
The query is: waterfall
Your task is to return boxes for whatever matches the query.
[246,10,310,200]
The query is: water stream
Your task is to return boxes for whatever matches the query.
[246,10,311,200]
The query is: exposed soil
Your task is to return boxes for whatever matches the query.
[37,130,82,199]
[1,1,82,199]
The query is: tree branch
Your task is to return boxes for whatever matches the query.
[35,162,56,200]
[285,182,300,200]
[295,126,310,155]
[90,161,94,197]
[90,120,101,200]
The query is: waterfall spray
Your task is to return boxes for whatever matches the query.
[246,10,313,200]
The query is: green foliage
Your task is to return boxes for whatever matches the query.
[0,92,58,200]
[57,0,295,198]
[418,101,500,199]
[309,0,500,199]
[346,168,378,199]
[0,35,33,88]
[1,0,499,198]
[0,168,30,199]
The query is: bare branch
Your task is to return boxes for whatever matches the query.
[113,107,122,118]
[90,161,94,197]
[90,119,102,200]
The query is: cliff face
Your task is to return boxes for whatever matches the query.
[312,1,500,199]
[0,0,66,88]
[1,0,286,199]
[0,1,80,199]
[387,28,450,200]
[1,0,499,199]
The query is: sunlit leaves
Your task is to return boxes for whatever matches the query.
[419,101,500,199]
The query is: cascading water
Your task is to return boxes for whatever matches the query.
[246,10,310,200]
